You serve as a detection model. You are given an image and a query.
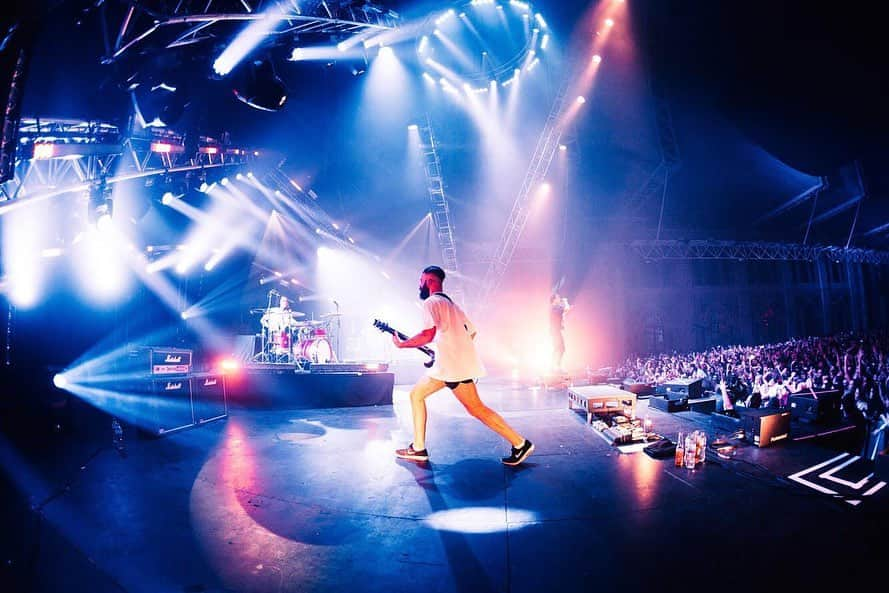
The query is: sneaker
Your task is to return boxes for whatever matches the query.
[395,444,429,461]
[502,440,535,466]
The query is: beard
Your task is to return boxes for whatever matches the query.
[419,284,431,300]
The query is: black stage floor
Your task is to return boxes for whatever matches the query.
[2,381,887,593]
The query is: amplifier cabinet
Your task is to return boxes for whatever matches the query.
[192,373,227,423]
[737,408,791,447]
[148,378,195,435]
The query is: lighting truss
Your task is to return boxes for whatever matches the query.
[103,0,400,63]
[418,116,463,303]
[0,116,256,208]
[628,240,889,265]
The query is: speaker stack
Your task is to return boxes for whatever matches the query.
[121,347,227,436]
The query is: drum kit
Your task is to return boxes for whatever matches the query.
[252,291,341,367]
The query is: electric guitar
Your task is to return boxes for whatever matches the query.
[373,319,436,368]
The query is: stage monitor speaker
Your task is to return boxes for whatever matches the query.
[789,390,841,424]
[737,408,790,447]
[649,396,688,413]
[622,382,655,397]
[663,378,703,401]
[192,373,227,423]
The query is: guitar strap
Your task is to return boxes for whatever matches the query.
[433,292,472,334]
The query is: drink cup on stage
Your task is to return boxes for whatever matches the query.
[684,434,697,469]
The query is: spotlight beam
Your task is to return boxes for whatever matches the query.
[424,58,466,86]
[432,29,482,74]
[459,15,501,68]
[213,4,289,76]
[386,213,432,264]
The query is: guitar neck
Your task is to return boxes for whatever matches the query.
[380,326,434,357]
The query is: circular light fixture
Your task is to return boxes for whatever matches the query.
[418,1,549,87]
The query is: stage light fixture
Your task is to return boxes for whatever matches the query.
[233,59,288,112]
[88,178,113,230]
[53,374,68,389]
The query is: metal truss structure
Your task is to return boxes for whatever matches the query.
[628,240,889,266]
[419,116,463,303]
[476,80,570,307]
[0,116,256,210]
[103,0,400,63]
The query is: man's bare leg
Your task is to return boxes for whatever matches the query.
[408,376,446,451]
[450,382,525,448]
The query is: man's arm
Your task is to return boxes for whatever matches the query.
[393,327,436,349]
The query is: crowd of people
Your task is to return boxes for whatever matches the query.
[613,332,889,425]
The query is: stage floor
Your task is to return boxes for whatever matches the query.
[2,381,887,593]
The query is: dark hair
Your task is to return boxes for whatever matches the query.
[422,265,446,281]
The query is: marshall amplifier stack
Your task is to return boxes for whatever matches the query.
[121,347,226,436]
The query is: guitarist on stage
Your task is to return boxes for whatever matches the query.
[391,266,534,466]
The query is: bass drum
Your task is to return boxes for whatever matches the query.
[297,337,334,363]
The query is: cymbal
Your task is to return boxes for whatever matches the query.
[288,311,306,318]
[250,308,266,314]
[320,312,343,318]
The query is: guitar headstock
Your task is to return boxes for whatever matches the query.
[372,319,391,332]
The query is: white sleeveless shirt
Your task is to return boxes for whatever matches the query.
[421,293,486,382]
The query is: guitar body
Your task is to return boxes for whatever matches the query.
[373,319,436,368]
